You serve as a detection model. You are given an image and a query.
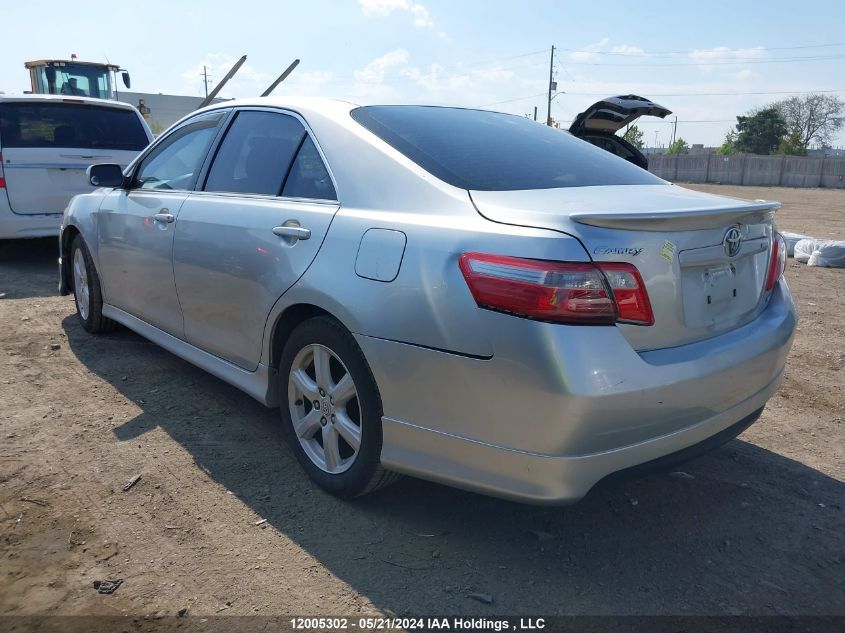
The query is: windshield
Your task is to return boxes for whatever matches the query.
[351,105,663,191]
[30,62,116,100]
[0,102,149,151]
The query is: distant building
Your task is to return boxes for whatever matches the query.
[807,147,845,158]
[689,144,717,155]
[119,91,228,136]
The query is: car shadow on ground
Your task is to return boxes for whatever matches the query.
[0,238,60,299]
[62,315,844,616]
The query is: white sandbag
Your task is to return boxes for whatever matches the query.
[780,231,812,257]
[806,240,845,268]
[793,238,816,263]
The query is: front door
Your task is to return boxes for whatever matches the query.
[173,109,340,370]
[97,111,225,336]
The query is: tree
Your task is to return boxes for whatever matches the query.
[667,137,689,155]
[774,94,845,151]
[734,107,787,155]
[717,129,740,155]
[622,124,644,149]
[777,129,807,156]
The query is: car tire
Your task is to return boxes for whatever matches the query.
[278,316,401,498]
[71,235,118,334]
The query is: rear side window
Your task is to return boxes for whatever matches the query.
[351,105,663,191]
[204,111,305,196]
[0,102,148,151]
[282,136,337,200]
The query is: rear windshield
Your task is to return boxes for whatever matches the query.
[351,105,662,191]
[0,102,149,150]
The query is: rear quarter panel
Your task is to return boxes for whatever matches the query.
[261,201,591,363]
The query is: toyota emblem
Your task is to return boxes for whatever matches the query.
[723,226,743,257]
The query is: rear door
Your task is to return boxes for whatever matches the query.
[97,111,226,337]
[173,108,340,370]
[0,100,150,214]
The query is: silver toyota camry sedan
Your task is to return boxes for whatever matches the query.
[58,98,796,504]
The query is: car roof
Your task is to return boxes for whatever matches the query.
[197,96,359,119]
[0,93,139,111]
[190,97,531,136]
[194,97,527,118]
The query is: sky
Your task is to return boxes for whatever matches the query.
[2,0,845,147]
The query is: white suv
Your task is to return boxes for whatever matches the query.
[0,94,152,239]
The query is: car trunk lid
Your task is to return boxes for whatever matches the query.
[470,184,779,351]
[569,95,672,136]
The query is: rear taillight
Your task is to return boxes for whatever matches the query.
[765,231,787,291]
[595,262,655,325]
[459,252,654,326]
[0,153,5,189]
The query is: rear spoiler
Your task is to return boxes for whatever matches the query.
[570,200,780,232]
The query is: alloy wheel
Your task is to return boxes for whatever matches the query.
[73,248,90,321]
[287,343,362,474]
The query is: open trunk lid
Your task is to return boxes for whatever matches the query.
[470,184,779,351]
[569,95,671,136]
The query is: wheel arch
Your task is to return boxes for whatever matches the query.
[269,303,345,371]
[59,224,82,295]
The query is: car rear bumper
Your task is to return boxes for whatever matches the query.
[0,204,62,239]
[358,280,796,504]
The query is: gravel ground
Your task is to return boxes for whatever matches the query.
[0,184,842,618]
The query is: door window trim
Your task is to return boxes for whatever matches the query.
[125,108,233,193]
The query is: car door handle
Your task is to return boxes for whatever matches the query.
[272,225,311,241]
[153,213,175,224]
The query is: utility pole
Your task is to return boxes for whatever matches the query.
[670,116,678,147]
[533,105,538,122]
[546,45,555,126]
[201,66,212,98]
[197,55,247,109]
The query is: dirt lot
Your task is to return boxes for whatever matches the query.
[0,185,843,619]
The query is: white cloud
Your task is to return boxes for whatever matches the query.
[346,50,543,107]
[179,53,269,98]
[568,38,609,62]
[270,70,335,97]
[354,49,411,83]
[688,46,765,72]
[358,0,433,27]
[609,45,647,57]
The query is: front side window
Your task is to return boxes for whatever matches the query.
[351,105,663,191]
[135,113,223,191]
[204,111,305,196]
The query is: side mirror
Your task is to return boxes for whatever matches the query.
[88,164,126,188]
[122,72,131,89]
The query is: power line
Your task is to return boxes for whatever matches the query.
[478,88,845,109]
[555,119,737,124]
[556,40,845,57]
[460,48,548,68]
[477,93,547,107]
[329,57,548,86]
[564,54,845,68]
[563,88,845,97]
